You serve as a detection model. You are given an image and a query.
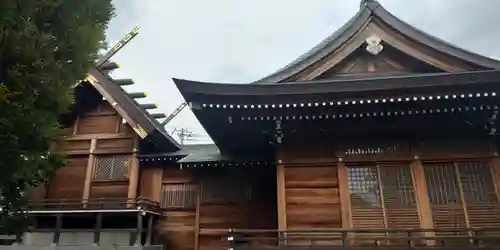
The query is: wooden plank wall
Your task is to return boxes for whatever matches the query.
[278,139,499,233]
[139,167,163,202]
[155,169,196,250]
[284,166,340,228]
[155,167,277,250]
[29,101,139,201]
[277,146,341,231]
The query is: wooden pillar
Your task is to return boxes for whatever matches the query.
[276,159,287,244]
[490,157,500,201]
[337,160,352,229]
[151,168,164,203]
[128,137,140,201]
[83,139,97,201]
[411,157,435,246]
[194,184,201,250]
[93,213,103,245]
[489,139,500,201]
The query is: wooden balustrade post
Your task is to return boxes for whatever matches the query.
[134,211,144,246]
[52,214,63,245]
[145,214,154,246]
[93,213,102,245]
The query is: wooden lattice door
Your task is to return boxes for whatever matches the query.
[423,162,500,241]
[347,164,420,244]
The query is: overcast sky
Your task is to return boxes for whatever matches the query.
[106,0,500,144]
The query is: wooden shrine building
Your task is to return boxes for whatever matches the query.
[14,0,500,250]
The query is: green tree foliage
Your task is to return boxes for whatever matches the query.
[0,0,115,233]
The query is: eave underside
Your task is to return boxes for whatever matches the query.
[193,99,500,154]
[174,70,500,154]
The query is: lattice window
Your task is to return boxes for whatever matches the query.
[458,162,498,205]
[200,170,252,203]
[425,163,461,205]
[93,155,130,181]
[380,166,416,207]
[347,164,419,232]
[160,183,197,208]
[424,161,500,231]
[348,167,380,207]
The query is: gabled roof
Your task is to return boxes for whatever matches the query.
[83,67,181,152]
[255,0,500,83]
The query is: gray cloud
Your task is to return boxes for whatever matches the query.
[107,0,500,144]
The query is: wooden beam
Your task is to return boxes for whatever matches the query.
[65,133,134,141]
[127,137,140,200]
[94,149,136,155]
[82,139,97,201]
[62,148,135,155]
[337,161,352,229]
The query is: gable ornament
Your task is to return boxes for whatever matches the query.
[365,35,384,55]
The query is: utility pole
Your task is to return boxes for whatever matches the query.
[173,128,192,145]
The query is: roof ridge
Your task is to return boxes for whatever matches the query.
[253,1,500,84]
[253,5,371,83]
[372,6,500,68]
[360,0,380,10]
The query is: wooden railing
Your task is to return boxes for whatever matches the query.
[26,198,160,213]
[221,228,500,249]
